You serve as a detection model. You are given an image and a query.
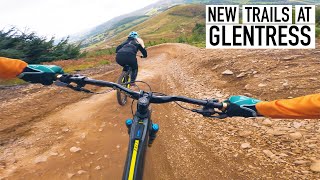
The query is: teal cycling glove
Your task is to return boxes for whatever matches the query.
[18,65,64,85]
[224,95,261,117]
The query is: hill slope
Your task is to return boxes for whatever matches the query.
[74,0,319,47]
[70,0,185,43]
[86,4,205,50]
[112,4,204,44]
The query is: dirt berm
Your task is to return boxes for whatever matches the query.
[0,43,320,179]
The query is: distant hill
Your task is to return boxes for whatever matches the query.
[106,4,205,47]
[78,15,150,48]
[74,0,319,49]
[70,0,186,44]
[81,4,205,50]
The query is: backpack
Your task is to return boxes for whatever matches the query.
[118,38,139,55]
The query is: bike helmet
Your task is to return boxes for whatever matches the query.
[128,31,139,38]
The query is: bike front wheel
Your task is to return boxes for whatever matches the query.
[117,71,130,106]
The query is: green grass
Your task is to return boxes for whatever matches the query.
[168,5,205,17]
[98,60,110,65]
[63,64,95,73]
[111,16,149,30]
[101,4,205,47]
[0,78,27,86]
[145,8,159,16]
[82,16,149,48]
[63,59,110,73]
[85,48,116,57]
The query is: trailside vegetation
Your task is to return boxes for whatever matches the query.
[0,28,82,63]
[145,23,206,48]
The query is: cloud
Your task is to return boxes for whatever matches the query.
[0,0,158,38]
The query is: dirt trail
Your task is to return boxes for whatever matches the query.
[0,43,320,179]
[0,48,173,179]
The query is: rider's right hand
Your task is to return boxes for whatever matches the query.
[18,65,64,85]
[223,95,262,117]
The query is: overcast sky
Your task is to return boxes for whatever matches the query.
[0,0,158,38]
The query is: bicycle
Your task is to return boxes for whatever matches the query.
[116,55,145,106]
[55,74,226,180]
[117,65,132,106]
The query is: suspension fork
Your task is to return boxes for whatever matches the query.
[127,93,159,145]
[123,93,153,180]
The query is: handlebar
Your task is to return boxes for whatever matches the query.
[56,74,225,118]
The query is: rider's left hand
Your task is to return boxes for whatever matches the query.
[18,65,64,85]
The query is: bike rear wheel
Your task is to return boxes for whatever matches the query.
[117,71,130,106]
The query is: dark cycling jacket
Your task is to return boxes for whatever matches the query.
[116,37,147,57]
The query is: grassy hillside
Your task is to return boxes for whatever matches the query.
[70,0,185,43]
[77,0,319,49]
[90,4,205,49]
[85,3,319,50]
[80,16,149,48]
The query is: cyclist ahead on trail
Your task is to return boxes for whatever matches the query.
[116,31,147,86]
[0,57,319,119]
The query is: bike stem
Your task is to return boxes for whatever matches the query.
[136,92,152,116]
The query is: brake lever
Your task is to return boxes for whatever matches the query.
[70,85,93,93]
[192,108,214,117]
[192,108,227,119]
[55,81,69,87]
[212,113,228,119]
[55,80,93,93]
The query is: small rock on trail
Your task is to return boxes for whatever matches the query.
[34,156,48,164]
[70,146,82,153]
[263,150,276,159]
[310,159,320,172]
[77,170,87,175]
[239,130,253,137]
[67,173,75,179]
[262,119,273,126]
[222,70,233,75]
[236,72,246,78]
[289,132,303,140]
[241,143,251,149]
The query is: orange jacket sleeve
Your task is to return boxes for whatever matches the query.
[256,94,320,119]
[0,57,28,79]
